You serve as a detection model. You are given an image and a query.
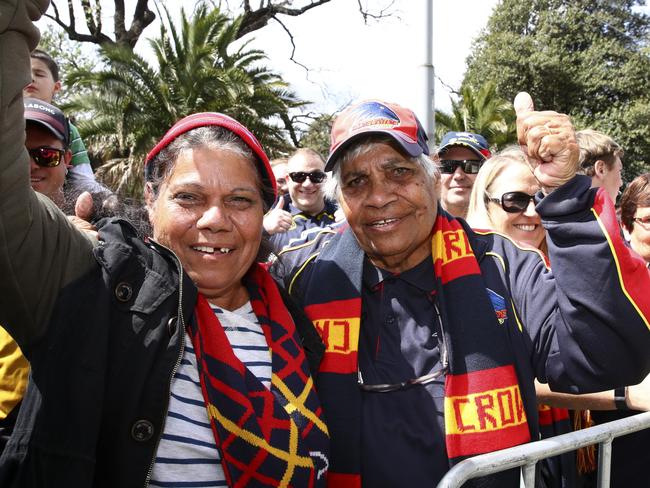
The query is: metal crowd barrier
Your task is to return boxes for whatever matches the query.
[437,411,650,488]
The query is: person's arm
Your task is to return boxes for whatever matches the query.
[0,0,95,350]
[503,94,650,394]
[536,375,650,412]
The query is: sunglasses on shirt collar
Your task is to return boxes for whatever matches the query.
[288,170,327,184]
[439,159,484,175]
[28,146,66,168]
[487,191,537,213]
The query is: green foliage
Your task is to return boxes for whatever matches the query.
[67,2,304,195]
[37,25,98,104]
[464,0,650,180]
[298,113,335,158]
[434,81,517,151]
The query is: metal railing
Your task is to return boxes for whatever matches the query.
[437,411,650,488]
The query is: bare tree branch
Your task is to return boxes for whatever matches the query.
[125,0,156,47]
[46,0,394,51]
[114,0,127,39]
[45,0,154,48]
[45,0,113,44]
[435,73,460,97]
[273,15,311,75]
[79,0,98,36]
[237,0,333,39]
[356,0,397,23]
[281,112,301,146]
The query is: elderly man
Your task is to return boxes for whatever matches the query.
[263,148,337,253]
[275,99,650,486]
[437,131,491,218]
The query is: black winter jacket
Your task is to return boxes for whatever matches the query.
[0,220,324,487]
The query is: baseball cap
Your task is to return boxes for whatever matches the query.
[438,131,491,160]
[145,112,276,208]
[325,100,429,172]
[24,98,70,146]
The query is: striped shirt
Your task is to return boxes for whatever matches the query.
[149,301,271,487]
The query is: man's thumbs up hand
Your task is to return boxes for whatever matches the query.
[515,92,580,194]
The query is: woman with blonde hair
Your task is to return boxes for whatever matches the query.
[467,147,547,253]
[467,147,571,487]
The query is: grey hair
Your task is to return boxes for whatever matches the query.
[146,125,273,210]
[324,134,439,201]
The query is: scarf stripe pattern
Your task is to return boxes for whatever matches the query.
[189,263,329,487]
[433,214,531,461]
[299,209,531,486]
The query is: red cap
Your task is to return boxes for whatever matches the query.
[325,100,429,171]
[145,112,276,207]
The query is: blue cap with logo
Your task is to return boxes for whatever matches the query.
[438,131,491,160]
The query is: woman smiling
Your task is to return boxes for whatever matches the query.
[467,148,546,251]
[0,13,328,484]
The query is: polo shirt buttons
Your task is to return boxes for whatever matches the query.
[115,282,133,302]
[386,315,396,325]
[131,419,154,442]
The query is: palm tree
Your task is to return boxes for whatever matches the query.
[434,81,517,151]
[68,2,303,196]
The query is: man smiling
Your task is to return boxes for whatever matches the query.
[264,148,337,253]
[274,98,650,487]
[23,98,71,207]
[437,131,491,218]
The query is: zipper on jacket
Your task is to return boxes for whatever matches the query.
[144,242,187,487]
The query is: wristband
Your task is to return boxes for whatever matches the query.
[614,386,628,410]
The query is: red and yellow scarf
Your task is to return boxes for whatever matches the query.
[189,263,329,487]
[299,210,533,487]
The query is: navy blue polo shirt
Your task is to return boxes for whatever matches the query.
[359,256,449,487]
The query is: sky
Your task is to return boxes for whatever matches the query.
[239,0,499,123]
[36,0,499,125]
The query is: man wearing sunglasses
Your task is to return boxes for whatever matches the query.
[436,131,492,219]
[0,98,73,453]
[264,148,337,253]
[272,98,650,487]
[23,98,71,208]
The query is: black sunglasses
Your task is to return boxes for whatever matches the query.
[488,191,537,213]
[28,146,66,168]
[288,171,327,184]
[439,159,483,175]
[358,304,448,393]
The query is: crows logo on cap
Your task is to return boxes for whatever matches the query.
[348,101,401,132]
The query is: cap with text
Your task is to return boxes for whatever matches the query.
[325,100,429,171]
[24,98,70,146]
[438,131,491,160]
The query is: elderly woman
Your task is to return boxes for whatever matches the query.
[0,5,328,486]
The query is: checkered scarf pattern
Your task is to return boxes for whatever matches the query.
[189,263,329,487]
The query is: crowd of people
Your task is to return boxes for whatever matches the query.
[2,1,650,488]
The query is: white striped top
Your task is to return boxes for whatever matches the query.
[149,301,272,487]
